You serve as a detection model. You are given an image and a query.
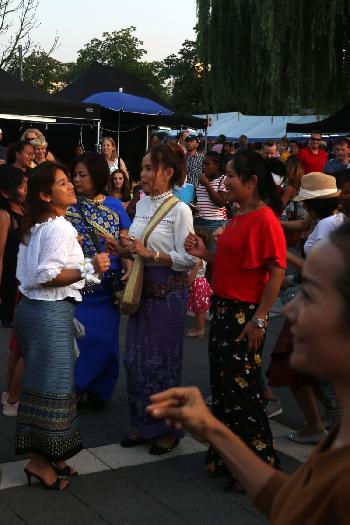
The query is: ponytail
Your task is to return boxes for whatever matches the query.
[232,151,282,215]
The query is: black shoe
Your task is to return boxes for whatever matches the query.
[52,463,78,478]
[24,468,69,491]
[120,435,148,448]
[87,392,106,410]
[149,438,179,456]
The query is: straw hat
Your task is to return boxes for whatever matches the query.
[294,172,340,201]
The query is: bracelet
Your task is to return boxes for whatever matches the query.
[153,251,160,263]
[75,258,101,284]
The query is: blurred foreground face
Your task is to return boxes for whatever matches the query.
[285,240,350,382]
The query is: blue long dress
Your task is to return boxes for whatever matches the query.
[67,196,131,401]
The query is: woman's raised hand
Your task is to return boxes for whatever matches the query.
[146,386,217,442]
[184,233,207,258]
[92,253,111,274]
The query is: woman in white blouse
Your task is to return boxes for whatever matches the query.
[15,162,110,491]
[105,143,196,454]
[101,136,128,176]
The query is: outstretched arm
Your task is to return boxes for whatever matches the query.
[147,387,287,502]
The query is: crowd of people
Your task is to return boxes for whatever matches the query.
[0,125,349,523]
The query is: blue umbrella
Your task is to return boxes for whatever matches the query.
[84,89,173,154]
[83,91,173,115]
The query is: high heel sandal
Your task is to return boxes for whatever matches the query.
[24,468,69,490]
[52,463,78,478]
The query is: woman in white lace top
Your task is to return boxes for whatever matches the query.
[105,143,196,455]
[15,162,110,491]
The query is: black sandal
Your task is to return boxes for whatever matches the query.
[24,468,69,491]
[120,435,148,448]
[52,464,78,478]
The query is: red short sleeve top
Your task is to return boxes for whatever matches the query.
[298,148,328,174]
[212,206,286,303]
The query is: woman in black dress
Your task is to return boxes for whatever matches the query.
[0,165,27,326]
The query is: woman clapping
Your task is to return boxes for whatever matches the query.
[15,162,110,490]
[184,151,286,490]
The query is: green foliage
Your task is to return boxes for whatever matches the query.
[6,48,72,92]
[196,0,350,114]
[161,40,207,113]
[69,26,169,100]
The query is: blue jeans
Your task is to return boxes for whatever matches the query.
[194,218,228,252]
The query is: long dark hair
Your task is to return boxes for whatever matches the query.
[21,161,69,240]
[231,150,282,214]
[0,165,25,213]
[108,168,130,201]
[6,140,34,164]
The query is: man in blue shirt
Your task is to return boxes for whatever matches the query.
[324,137,350,175]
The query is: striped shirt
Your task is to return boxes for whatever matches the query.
[196,176,227,220]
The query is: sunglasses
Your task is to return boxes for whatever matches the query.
[311,138,321,141]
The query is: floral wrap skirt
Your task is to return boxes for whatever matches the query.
[206,295,280,478]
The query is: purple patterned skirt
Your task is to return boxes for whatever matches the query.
[124,266,188,439]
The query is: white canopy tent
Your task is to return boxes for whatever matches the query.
[195,112,326,140]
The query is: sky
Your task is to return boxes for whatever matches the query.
[32,0,197,63]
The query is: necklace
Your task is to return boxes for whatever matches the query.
[83,194,105,206]
[230,203,265,228]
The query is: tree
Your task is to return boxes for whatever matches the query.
[161,40,206,113]
[69,26,169,100]
[6,47,70,92]
[0,0,39,69]
[196,0,350,114]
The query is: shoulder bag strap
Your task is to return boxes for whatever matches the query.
[141,195,179,246]
[75,201,102,253]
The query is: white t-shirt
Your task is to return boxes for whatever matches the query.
[304,213,347,256]
[128,191,196,272]
[17,216,85,301]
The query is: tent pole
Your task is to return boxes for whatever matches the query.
[204,115,208,153]
[96,120,101,152]
[146,125,149,151]
[117,111,121,162]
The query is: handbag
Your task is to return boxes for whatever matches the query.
[119,195,179,316]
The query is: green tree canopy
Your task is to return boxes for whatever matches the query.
[196,0,350,114]
[68,26,169,99]
[161,40,206,113]
[7,48,72,92]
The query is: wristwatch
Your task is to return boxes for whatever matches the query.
[251,315,268,330]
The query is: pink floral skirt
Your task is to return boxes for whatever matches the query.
[188,277,212,314]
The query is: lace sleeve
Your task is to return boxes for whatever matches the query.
[170,202,197,271]
[36,218,79,284]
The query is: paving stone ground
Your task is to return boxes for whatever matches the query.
[0,308,309,525]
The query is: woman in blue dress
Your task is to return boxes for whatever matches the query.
[67,152,131,409]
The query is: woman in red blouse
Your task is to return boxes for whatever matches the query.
[184,150,286,490]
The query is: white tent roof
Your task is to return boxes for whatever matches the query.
[196,112,327,139]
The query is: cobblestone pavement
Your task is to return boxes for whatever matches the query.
[0,305,311,525]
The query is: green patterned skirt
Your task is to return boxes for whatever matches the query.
[14,296,82,461]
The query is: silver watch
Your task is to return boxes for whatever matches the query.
[251,315,268,329]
